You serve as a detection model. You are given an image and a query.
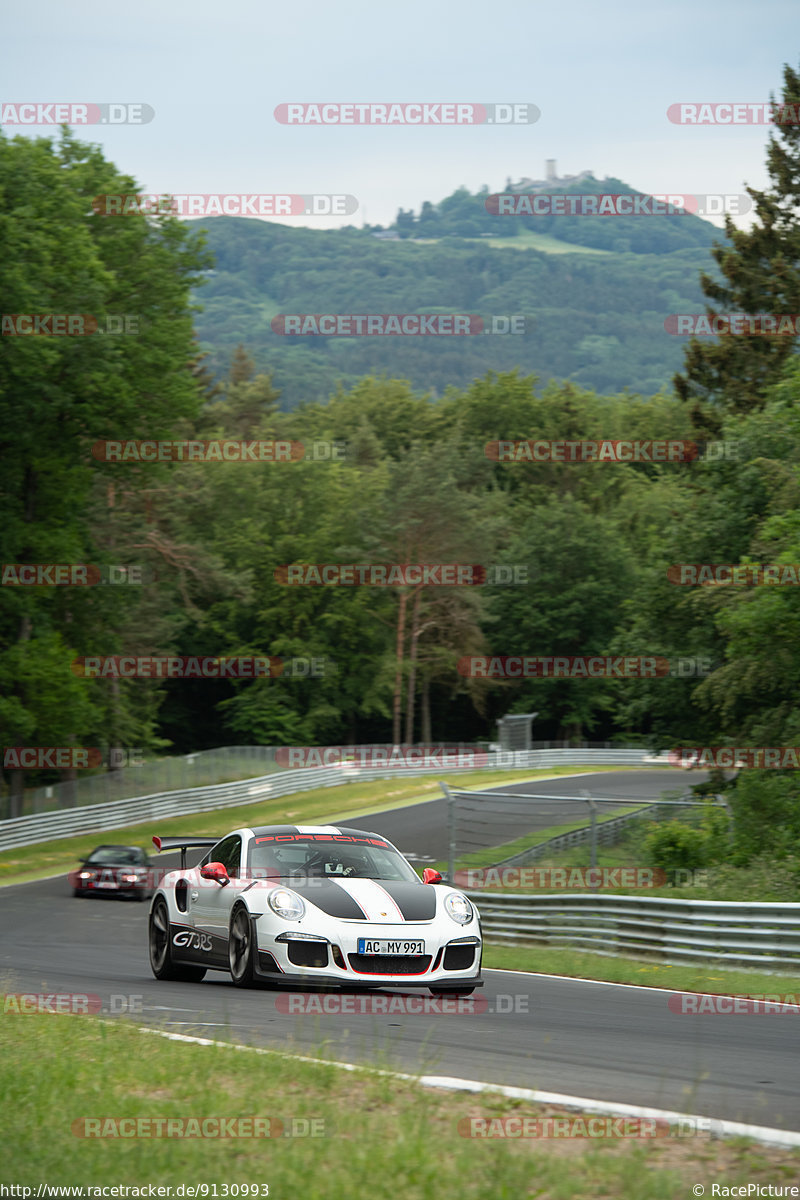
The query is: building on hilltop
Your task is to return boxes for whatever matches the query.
[507,161,596,192]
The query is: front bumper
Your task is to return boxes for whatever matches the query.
[255,921,482,989]
[252,966,484,990]
[73,879,149,896]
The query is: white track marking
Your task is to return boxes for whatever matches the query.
[135,1024,800,1149]
[483,968,800,1006]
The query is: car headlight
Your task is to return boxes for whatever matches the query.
[444,892,473,925]
[78,871,94,880]
[268,888,306,922]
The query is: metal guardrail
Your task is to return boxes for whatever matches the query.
[0,747,656,852]
[469,893,800,967]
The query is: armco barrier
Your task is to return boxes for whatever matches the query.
[469,892,800,967]
[0,747,654,852]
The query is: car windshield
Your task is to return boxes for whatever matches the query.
[247,838,420,883]
[86,847,145,865]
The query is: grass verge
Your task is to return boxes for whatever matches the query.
[1,1012,797,1195]
[483,943,800,996]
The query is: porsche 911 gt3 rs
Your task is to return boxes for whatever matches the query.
[148,824,482,994]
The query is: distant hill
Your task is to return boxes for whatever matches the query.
[190,178,724,408]
[385,174,720,255]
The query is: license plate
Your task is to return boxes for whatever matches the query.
[358,939,425,955]
[97,881,117,889]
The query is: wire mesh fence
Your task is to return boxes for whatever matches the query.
[3,746,284,819]
[440,783,724,882]
[3,741,654,820]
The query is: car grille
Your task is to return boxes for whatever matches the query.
[443,944,476,971]
[287,942,329,969]
[348,954,432,975]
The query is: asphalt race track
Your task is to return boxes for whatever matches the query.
[4,768,796,1133]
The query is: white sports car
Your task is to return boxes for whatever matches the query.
[148,824,483,994]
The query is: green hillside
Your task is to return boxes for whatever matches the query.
[188,176,722,407]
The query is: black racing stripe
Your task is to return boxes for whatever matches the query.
[372,881,437,921]
[288,878,368,919]
[249,825,302,837]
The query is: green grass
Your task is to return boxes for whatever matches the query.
[412,230,613,255]
[1,1012,797,1194]
[483,943,800,996]
[0,766,630,887]
[470,231,614,255]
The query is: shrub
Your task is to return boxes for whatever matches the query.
[641,809,731,881]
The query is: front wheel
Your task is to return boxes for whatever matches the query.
[229,904,257,987]
[149,897,207,982]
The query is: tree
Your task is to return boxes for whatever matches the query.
[483,495,636,741]
[0,129,209,809]
[229,343,255,384]
[675,63,800,419]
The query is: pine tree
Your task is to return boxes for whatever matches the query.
[675,63,800,419]
[229,343,255,384]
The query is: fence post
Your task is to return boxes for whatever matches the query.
[439,781,455,881]
[582,790,598,893]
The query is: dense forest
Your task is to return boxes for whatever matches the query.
[3,62,800,872]
[192,202,716,405]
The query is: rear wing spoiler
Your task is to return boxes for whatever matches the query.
[152,835,220,870]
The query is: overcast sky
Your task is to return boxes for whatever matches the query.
[2,0,797,230]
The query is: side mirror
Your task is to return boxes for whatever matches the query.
[422,868,443,885]
[200,861,230,886]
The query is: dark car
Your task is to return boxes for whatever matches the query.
[69,844,152,900]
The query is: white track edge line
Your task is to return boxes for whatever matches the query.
[135,1023,800,1149]
[484,968,800,1005]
